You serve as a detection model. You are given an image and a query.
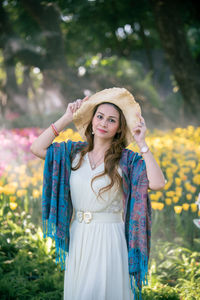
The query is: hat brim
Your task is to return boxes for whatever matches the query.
[73,87,141,146]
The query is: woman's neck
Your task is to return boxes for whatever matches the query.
[92,137,111,155]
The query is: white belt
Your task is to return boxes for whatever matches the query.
[74,210,123,224]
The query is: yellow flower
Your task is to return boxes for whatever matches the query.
[32,189,40,198]
[10,202,18,210]
[180,175,187,181]
[190,186,196,193]
[151,201,158,210]
[192,174,200,185]
[186,194,192,201]
[173,196,179,203]
[166,191,175,197]
[164,181,172,190]
[3,185,16,195]
[184,182,191,191]
[165,198,172,205]
[182,167,191,173]
[198,211,200,217]
[17,189,27,197]
[187,160,196,168]
[190,203,197,212]
[157,202,164,210]
[174,206,182,214]
[182,203,189,211]
[176,191,182,197]
[10,196,17,202]
[20,181,29,189]
[175,178,181,186]
[150,191,162,201]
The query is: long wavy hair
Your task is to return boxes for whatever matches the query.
[71,102,127,198]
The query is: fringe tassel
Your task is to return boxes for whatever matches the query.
[129,275,143,300]
[128,249,149,300]
[42,219,67,270]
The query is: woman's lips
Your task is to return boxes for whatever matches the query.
[97,128,107,133]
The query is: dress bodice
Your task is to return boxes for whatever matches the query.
[70,152,123,213]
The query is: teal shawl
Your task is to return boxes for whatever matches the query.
[42,140,151,299]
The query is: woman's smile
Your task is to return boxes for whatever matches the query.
[97,128,107,133]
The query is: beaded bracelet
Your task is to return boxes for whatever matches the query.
[51,123,59,137]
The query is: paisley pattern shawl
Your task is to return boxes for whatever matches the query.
[42,140,151,299]
[119,149,152,299]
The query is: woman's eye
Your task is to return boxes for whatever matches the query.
[109,119,115,123]
[97,115,103,119]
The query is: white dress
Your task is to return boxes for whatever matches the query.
[64,152,133,300]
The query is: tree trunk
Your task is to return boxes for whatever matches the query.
[151,0,200,124]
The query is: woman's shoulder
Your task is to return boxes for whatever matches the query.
[48,140,87,156]
[121,148,143,163]
[66,140,87,153]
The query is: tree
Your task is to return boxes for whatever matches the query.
[151,0,200,122]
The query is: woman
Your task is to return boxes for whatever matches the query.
[31,87,166,300]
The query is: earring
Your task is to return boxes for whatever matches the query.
[92,131,94,135]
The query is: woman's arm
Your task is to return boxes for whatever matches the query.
[132,113,166,191]
[138,141,166,190]
[30,97,88,160]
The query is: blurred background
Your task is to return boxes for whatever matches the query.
[0,1,200,299]
[0,0,200,129]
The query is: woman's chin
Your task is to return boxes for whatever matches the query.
[94,133,114,142]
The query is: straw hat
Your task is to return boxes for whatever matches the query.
[73,87,141,146]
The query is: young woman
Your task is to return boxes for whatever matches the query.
[31,87,166,300]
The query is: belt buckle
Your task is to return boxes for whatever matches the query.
[77,211,93,224]
[84,211,93,224]
[77,211,84,223]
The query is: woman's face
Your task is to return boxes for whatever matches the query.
[92,104,120,140]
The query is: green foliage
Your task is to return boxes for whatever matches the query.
[143,283,179,300]
[0,211,64,300]
[150,240,200,283]
[176,277,200,300]
[82,55,162,109]
[0,50,6,86]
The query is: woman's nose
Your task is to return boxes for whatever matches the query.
[101,119,108,127]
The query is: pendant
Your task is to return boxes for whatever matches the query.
[91,164,95,169]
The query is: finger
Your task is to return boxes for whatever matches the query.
[140,115,144,120]
[140,116,145,123]
[76,99,82,107]
[73,99,81,110]
[137,112,145,125]
[68,103,74,112]
[132,128,141,133]
[71,104,76,113]
[133,125,142,130]
[82,95,89,102]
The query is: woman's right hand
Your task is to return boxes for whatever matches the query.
[64,96,89,122]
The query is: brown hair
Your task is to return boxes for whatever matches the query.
[71,102,127,198]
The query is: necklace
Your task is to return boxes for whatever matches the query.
[89,151,104,170]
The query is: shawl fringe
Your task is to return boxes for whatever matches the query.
[43,219,67,270]
[129,248,149,300]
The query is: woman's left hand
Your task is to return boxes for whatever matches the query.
[132,112,147,147]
